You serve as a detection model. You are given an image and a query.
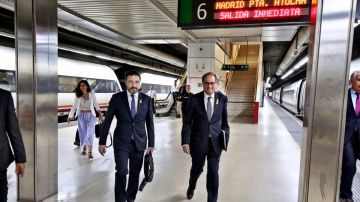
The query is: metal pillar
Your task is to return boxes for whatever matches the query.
[15,0,58,201]
[187,42,228,93]
[298,0,357,201]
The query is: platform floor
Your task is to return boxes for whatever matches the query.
[8,99,300,202]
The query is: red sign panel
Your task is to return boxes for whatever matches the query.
[178,0,312,29]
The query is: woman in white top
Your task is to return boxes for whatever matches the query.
[68,80,103,158]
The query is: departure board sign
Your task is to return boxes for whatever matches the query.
[178,0,312,29]
[222,64,249,71]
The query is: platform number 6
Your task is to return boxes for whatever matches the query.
[197,3,207,20]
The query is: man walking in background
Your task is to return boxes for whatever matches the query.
[0,88,26,202]
[147,85,157,114]
[340,71,360,202]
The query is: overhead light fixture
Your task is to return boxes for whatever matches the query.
[293,57,308,70]
[281,56,308,79]
[281,70,294,79]
[59,46,92,56]
[0,31,14,39]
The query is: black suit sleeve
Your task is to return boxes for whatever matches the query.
[146,97,155,147]
[221,96,230,142]
[181,95,194,145]
[99,94,116,145]
[6,93,26,163]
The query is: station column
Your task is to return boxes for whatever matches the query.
[186,42,228,93]
[298,0,356,201]
[15,0,58,201]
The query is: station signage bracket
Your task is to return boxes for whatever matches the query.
[178,0,312,29]
[222,64,249,71]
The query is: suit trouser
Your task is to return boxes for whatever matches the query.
[114,141,144,202]
[151,98,156,114]
[340,131,360,199]
[0,170,7,202]
[189,139,221,202]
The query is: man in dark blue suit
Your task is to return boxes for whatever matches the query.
[99,70,155,202]
[340,71,360,202]
[0,88,26,202]
[181,72,230,202]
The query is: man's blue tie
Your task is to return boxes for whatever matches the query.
[131,94,136,118]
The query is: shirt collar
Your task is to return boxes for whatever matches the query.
[204,92,215,99]
[351,88,360,95]
[127,90,139,98]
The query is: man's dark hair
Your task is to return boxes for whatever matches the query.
[125,70,141,80]
[74,80,91,98]
[202,72,219,83]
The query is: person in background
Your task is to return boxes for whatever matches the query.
[340,71,360,202]
[147,85,157,114]
[181,72,230,202]
[177,84,193,118]
[171,80,179,116]
[68,80,103,159]
[99,70,155,202]
[0,88,26,202]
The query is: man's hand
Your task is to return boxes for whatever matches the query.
[98,112,104,123]
[15,163,25,177]
[182,144,190,154]
[98,145,106,156]
[67,117,72,124]
[147,147,155,154]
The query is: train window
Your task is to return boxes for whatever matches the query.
[58,76,119,93]
[0,70,15,92]
[114,81,121,92]
[58,76,77,93]
[141,83,171,94]
[87,79,97,91]
[92,79,115,93]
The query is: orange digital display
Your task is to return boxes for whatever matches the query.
[178,0,311,29]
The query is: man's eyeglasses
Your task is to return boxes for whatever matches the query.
[203,82,216,86]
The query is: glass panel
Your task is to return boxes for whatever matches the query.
[0,70,16,92]
[58,76,77,93]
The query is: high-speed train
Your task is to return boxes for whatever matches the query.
[0,46,122,120]
[272,57,360,117]
[272,79,306,117]
[140,73,174,101]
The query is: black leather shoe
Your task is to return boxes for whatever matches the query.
[88,152,93,159]
[186,188,194,200]
[340,198,354,202]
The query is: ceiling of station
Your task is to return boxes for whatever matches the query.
[56,0,300,80]
[0,0,301,80]
[263,41,292,79]
[57,0,298,43]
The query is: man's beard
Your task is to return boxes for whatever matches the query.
[128,87,138,94]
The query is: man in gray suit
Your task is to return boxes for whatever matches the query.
[0,88,26,202]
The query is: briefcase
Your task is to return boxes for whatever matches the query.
[95,123,102,139]
[95,122,113,148]
[139,153,154,191]
[219,130,229,151]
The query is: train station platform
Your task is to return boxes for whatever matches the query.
[8,99,300,202]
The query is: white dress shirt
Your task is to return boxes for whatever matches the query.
[127,90,139,112]
[147,90,156,99]
[204,93,215,118]
[351,88,360,110]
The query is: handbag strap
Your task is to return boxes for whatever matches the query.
[105,132,113,148]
